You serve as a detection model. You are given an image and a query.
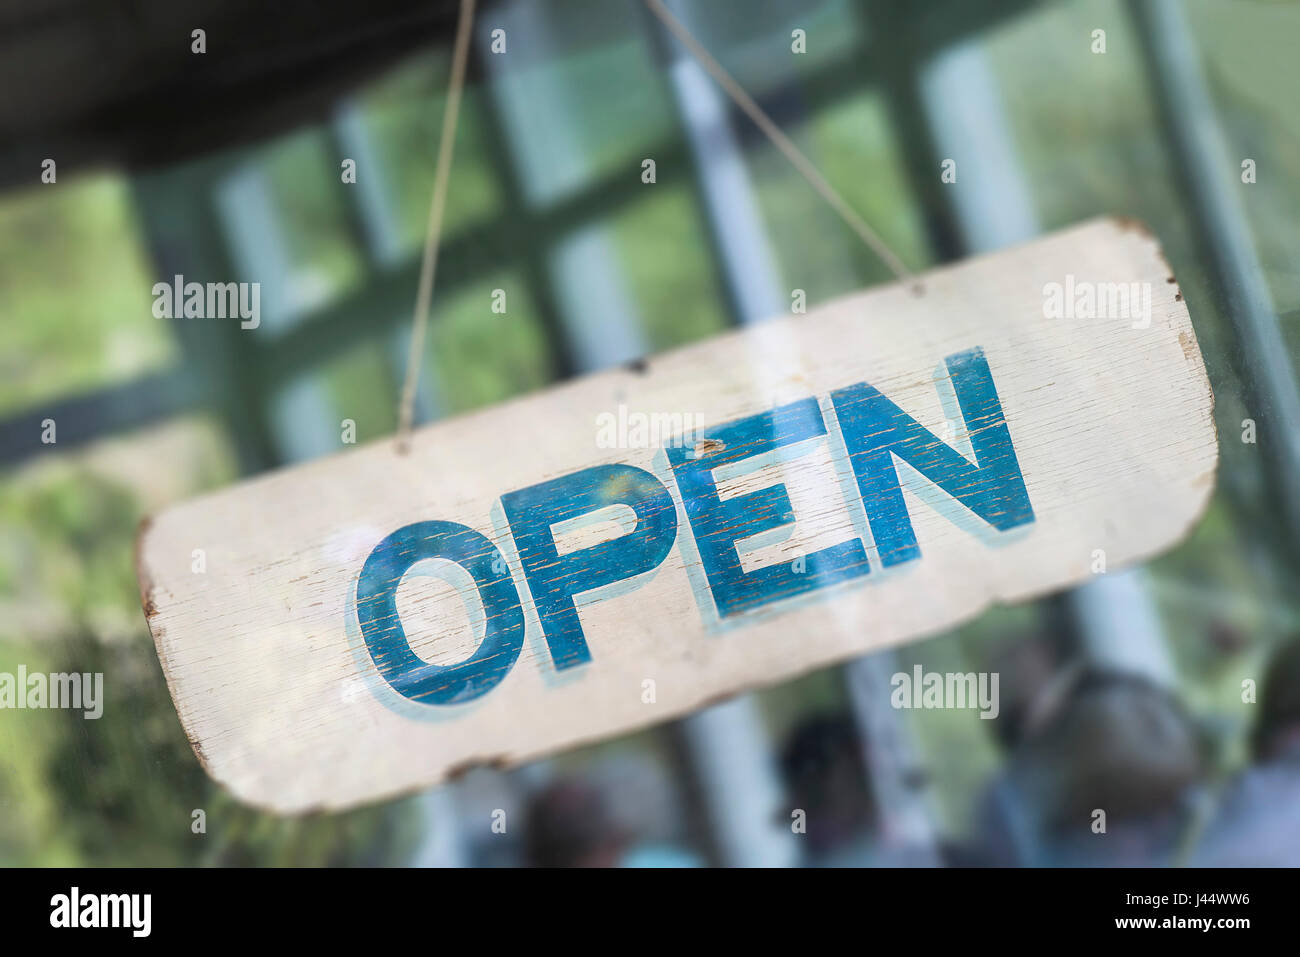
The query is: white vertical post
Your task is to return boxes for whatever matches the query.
[659,7,784,326]
[214,166,340,463]
[331,102,441,425]
[1130,0,1300,546]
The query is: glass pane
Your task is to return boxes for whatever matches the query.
[0,176,174,415]
[428,270,555,414]
[359,53,503,249]
[611,184,731,350]
[751,88,932,300]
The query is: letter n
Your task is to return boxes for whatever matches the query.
[830,347,1034,568]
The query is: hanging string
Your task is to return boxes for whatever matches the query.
[642,0,918,289]
[396,0,477,453]
[398,0,920,450]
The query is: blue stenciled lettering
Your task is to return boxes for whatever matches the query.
[356,521,525,704]
[830,347,1034,568]
[665,398,870,618]
[501,464,678,670]
[354,347,1034,703]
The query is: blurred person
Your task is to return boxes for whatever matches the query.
[782,714,873,866]
[974,668,1206,867]
[523,754,703,867]
[1189,635,1300,866]
[961,631,1069,864]
[523,777,629,867]
[586,752,703,868]
[780,712,931,866]
[986,631,1070,753]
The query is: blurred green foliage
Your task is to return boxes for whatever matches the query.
[0,180,172,416]
[0,442,420,865]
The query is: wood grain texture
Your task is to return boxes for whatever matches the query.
[137,218,1218,812]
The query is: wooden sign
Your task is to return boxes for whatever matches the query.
[137,218,1217,812]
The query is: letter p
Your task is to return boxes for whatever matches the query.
[502,464,677,670]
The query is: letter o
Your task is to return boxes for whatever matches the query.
[356,521,524,705]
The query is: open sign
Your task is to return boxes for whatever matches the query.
[357,347,1034,705]
[138,220,1216,811]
